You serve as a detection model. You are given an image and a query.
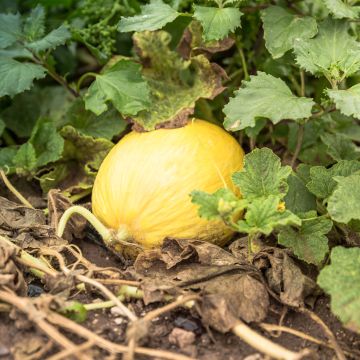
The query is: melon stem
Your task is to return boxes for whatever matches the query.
[57,206,112,242]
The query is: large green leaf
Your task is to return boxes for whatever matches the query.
[232,148,292,201]
[26,24,70,52]
[321,133,360,161]
[328,84,360,119]
[23,5,45,41]
[284,171,317,214]
[67,100,127,140]
[118,0,180,32]
[235,195,301,235]
[307,160,360,199]
[13,119,64,173]
[223,72,314,131]
[278,211,332,265]
[130,31,225,130]
[0,12,21,48]
[84,59,150,116]
[294,19,360,80]
[193,5,242,42]
[323,0,360,19]
[327,173,360,223]
[318,246,360,333]
[261,6,317,59]
[0,58,46,97]
[39,126,113,193]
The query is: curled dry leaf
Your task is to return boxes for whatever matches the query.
[0,240,27,295]
[178,22,235,59]
[253,247,321,308]
[0,196,67,249]
[47,189,89,241]
[132,238,269,329]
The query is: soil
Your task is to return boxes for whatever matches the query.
[1,236,359,360]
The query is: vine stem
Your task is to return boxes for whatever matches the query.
[57,206,112,241]
[0,170,34,208]
[290,123,304,169]
[30,52,79,98]
[232,320,309,360]
[290,70,306,169]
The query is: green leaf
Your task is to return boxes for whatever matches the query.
[232,147,292,200]
[318,246,360,333]
[193,5,242,42]
[0,58,46,97]
[13,142,37,172]
[26,24,70,52]
[284,172,317,214]
[328,84,360,119]
[118,0,180,32]
[223,72,314,131]
[0,119,5,136]
[67,100,127,140]
[39,126,113,193]
[0,12,21,48]
[130,31,225,130]
[307,160,360,199]
[1,86,73,137]
[84,59,150,116]
[323,0,360,19]
[0,147,17,173]
[278,211,332,265]
[327,173,360,223]
[261,6,317,59]
[235,195,301,235]
[30,119,64,168]
[23,5,45,41]
[321,133,360,161]
[61,301,87,323]
[191,188,243,221]
[294,19,360,80]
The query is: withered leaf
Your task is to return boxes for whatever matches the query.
[133,238,269,327]
[0,196,66,249]
[253,248,320,307]
[0,240,27,295]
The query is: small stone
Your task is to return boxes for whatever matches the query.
[0,345,10,357]
[174,316,199,332]
[114,317,124,325]
[110,307,126,316]
[169,327,195,348]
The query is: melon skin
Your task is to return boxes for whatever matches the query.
[92,119,245,249]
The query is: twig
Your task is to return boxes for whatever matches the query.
[298,307,346,360]
[47,312,197,360]
[0,170,34,208]
[46,341,95,360]
[140,294,199,323]
[260,323,360,358]
[232,319,310,360]
[95,279,140,287]
[40,247,137,322]
[0,290,91,360]
[77,274,138,322]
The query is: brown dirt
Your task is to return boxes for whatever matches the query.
[1,236,358,360]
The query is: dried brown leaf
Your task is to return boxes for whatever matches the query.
[0,196,66,249]
[253,248,321,307]
[0,240,27,295]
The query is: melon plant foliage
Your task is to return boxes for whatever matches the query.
[1,0,360,333]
